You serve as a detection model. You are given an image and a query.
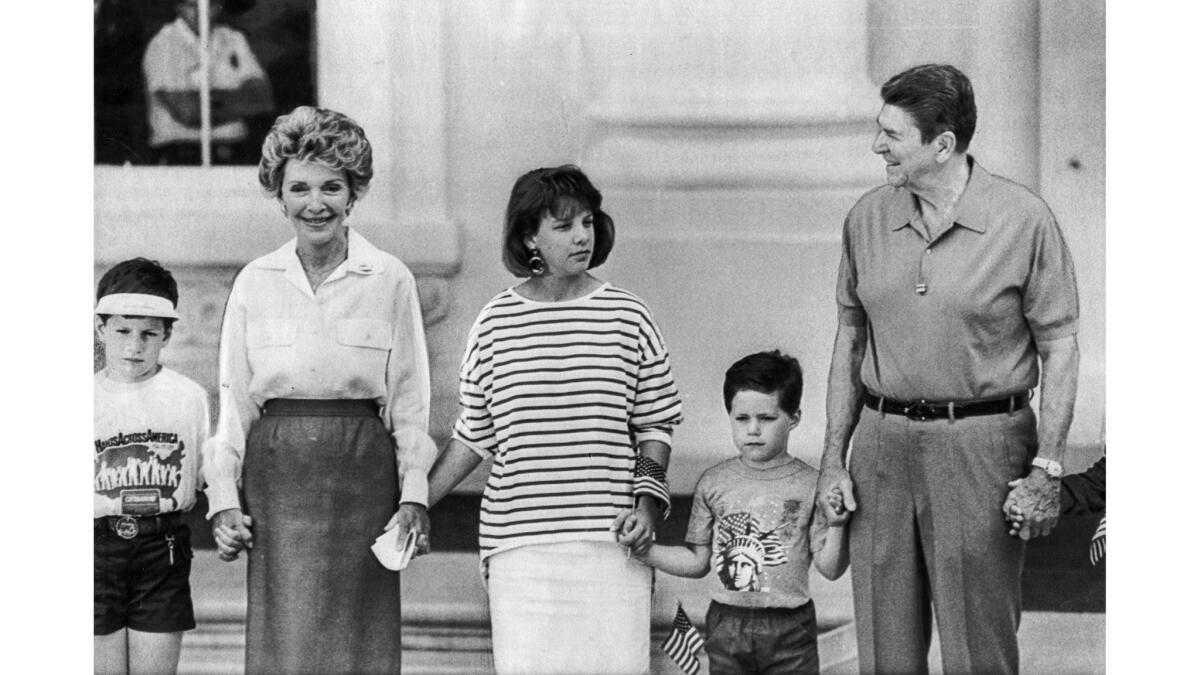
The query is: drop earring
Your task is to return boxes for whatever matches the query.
[527,247,545,276]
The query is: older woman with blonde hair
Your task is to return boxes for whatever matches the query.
[203,106,435,674]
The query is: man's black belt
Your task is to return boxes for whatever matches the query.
[95,512,183,540]
[864,392,1029,421]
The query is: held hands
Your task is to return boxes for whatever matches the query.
[1002,470,1061,540]
[828,487,847,519]
[816,466,857,526]
[611,498,660,558]
[211,508,254,562]
[387,503,431,556]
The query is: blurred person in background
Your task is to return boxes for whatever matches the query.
[143,0,273,164]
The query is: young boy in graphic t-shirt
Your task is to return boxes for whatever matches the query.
[94,258,211,674]
[624,350,849,674]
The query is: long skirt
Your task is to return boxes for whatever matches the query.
[242,399,401,674]
[487,540,653,675]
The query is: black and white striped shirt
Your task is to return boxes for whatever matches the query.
[453,283,684,559]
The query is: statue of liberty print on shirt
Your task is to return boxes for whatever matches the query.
[714,512,788,593]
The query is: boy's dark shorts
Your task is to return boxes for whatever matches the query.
[705,600,818,675]
[94,518,196,635]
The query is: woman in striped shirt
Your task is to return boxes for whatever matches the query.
[396,165,684,674]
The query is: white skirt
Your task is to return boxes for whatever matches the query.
[486,541,653,675]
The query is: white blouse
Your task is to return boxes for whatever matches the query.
[203,228,436,517]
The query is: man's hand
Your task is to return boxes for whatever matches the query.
[817,466,857,526]
[1002,469,1060,540]
[387,503,431,556]
[211,508,253,562]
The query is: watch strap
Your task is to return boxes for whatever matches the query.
[1031,457,1063,478]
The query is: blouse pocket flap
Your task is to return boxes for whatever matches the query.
[246,319,298,348]
[337,319,392,350]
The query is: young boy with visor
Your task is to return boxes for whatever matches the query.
[94,258,210,674]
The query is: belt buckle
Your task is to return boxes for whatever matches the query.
[114,516,139,539]
[904,400,936,421]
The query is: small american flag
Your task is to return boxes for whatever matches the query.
[1089,515,1106,565]
[716,513,788,567]
[662,602,704,675]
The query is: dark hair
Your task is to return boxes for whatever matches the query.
[258,106,373,201]
[95,257,179,331]
[501,165,616,277]
[880,64,976,153]
[722,350,804,414]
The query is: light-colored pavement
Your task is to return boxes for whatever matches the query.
[183,550,1103,674]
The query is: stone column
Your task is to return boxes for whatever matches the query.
[547,1,885,482]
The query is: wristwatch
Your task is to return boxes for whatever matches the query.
[1030,457,1063,478]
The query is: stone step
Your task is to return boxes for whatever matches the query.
[180,620,859,675]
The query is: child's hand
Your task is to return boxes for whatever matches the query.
[829,487,847,517]
[610,508,654,557]
[212,508,254,562]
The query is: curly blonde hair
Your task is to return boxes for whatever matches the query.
[258,106,373,201]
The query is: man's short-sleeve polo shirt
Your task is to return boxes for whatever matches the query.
[836,157,1079,401]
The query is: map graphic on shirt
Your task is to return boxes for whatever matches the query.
[94,431,186,512]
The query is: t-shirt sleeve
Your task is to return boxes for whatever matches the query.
[835,216,867,327]
[228,29,267,80]
[142,28,188,92]
[1023,214,1080,343]
[684,476,715,545]
[451,314,498,459]
[630,306,684,446]
[190,382,212,493]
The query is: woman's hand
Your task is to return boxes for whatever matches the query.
[611,498,659,557]
[211,508,254,562]
[389,503,431,555]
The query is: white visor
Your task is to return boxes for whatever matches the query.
[95,293,180,320]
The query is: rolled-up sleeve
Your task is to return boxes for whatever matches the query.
[203,277,258,518]
[386,272,437,507]
[451,320,498,460]
[631,309,683,446]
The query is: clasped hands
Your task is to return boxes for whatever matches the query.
[813,465,1058,541]
[1003,469,1060,540]
[611,499,662,557]
[211,508,254,562]
[387,503,432,556]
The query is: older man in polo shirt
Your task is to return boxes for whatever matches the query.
[816,64,1080,674]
